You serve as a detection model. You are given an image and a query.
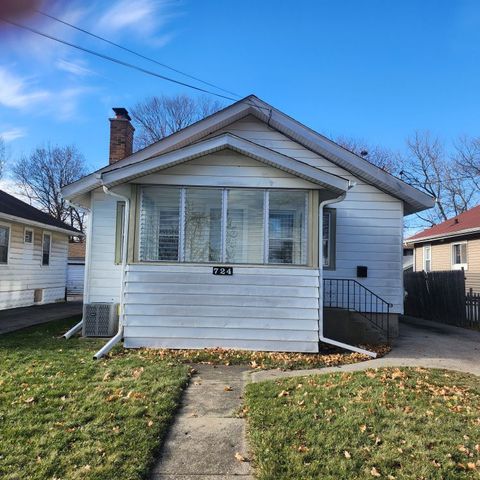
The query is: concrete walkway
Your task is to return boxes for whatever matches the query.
[0,301,82,334]
[251,317,480,383]
[150,364,253,480]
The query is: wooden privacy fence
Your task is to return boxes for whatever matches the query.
[466,290,480,328]
[404,270,479,329]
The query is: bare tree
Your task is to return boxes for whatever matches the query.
[336,136,401,174]
[131,94,223,149]
[12,144,88,232]
[453,135,480,189]
[400,132,477,227]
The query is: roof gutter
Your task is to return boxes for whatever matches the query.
[93,185,130,360]
[318,185,377,358]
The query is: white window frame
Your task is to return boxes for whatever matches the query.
[423,244,431,272]
[24,227,34,244]
[138,186,309,266]
[42,232,52,267]
[322,210,335,269]
[0,222,11,265]
[451,241,468,271]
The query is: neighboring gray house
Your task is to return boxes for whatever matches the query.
[0,190,80,309]
[62,96,433,358]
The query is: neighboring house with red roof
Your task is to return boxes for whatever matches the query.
[405,205,480,292]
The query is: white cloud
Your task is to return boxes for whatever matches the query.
[0,67,50,109]
[55,59,95,77]
[0,128,26,142]
[54,87,96,121]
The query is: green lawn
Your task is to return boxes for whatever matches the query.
[245,368,480,479]
[0,318,190,480]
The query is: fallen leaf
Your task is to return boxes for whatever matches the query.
[278,390,289,397]
[297,445,309,453]
[360,424,367,433]
[147,420,153,427]
[235,452,247,462]
[467,463,477,470]
[25,397,35,404]
[371,466,381,477]
[344,450,351,459]
[224,386,233,392]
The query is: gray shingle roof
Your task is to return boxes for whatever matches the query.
[0,190,80,234]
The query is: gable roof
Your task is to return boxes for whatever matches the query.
[101,133,350,193]
[62,95,434,214]
[0,190,81,235]
[406,205,480,244]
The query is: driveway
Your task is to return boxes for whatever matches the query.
[0,301,82,334]
[251,316,480,382]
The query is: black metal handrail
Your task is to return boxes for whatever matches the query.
[323,278,391,341]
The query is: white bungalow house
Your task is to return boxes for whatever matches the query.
[62,97,434,358]
[0,189,81,309]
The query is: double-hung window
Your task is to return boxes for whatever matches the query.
[0,225,9,264]
[423,244,431,272]
[452,242,467,270]
[322,209,336,269]
[42,233,51,266]
[139,186,308,265]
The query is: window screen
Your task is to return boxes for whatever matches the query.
[184,188,222,262]
[140,186,181,261]
[138,187,309,265]
[226,189,264,264]
[268,191,307,264]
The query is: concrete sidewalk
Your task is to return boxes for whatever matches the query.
[0,301,82,334]
[150,364,253,480]
[250,317,480,383]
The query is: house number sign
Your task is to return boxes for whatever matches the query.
[213,266,233,275]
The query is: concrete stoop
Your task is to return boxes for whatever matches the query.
[324,308,397,345]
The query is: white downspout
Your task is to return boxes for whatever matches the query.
[319,187,377,358]
[93,185,130,360]
[64,200,91,339]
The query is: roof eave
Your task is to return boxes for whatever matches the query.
[405,227,480,244]
[0,212,83,236]
[101,133,350,194]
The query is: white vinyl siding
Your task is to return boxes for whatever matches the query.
[211,116,404,313]
[0,220,68,310]
[87,189,123,303]
[123,264,319,352]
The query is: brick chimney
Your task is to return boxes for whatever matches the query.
[109,107,134,164]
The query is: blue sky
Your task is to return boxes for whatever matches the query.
[1,0,480,173]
